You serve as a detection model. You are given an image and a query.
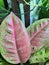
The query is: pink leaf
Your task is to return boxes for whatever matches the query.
[0,12,31,64]
[27,19,49,53]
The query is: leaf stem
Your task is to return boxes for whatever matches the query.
[23,0,47,6]
[21,63,24,65]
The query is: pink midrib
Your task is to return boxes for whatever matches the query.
[11,16,21,62]
[30,22,49,41]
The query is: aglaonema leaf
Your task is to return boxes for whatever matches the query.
[27,19,49,53]
[27,19,49,63]
[0,12,31,64]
